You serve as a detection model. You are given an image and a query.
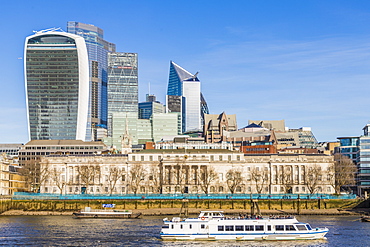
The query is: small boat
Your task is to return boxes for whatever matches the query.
[160,211,328,241]
[73,207,141,219]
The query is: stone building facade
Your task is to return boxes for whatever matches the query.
[39,150,335,195]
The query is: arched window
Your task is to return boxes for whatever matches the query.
[236,186,242,193]
[140,186,145,193]
[210,186,215,193]
[219,186,224,193]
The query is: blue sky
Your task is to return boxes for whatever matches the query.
[1,0,370,143]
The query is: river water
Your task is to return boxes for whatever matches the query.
[0,215,369,246]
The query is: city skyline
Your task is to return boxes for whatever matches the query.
[2,1,370,143]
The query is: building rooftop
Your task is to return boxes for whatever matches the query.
[25,140,106,146]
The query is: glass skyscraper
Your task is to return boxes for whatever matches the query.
[67,22,116,141]
[107,52,138,136]
[24,28,89,141]
[166,61,209,133]
[108,52,138,113]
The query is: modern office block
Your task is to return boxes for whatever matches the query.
[108,52,138,113]
[139,94,165,119]
[24,28,89,141]
[151,113,180,142]
[67,21,116,141]
[166,61,209,133]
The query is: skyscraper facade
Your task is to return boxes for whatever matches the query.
[139,94,165,119]
[67,22,116,141]
[107,52,138,136]
[24,28,89,141]
[166,61,209,133]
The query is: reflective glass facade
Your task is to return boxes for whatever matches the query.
[108,53,138,113]
[166,61,208,133]
[25,31,89,141]
[67,22,116,141]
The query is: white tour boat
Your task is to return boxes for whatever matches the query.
[160,211,328,241]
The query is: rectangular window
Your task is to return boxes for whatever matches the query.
[225,225,234,231]
[275,225,284,231]
[255,225,264,231]
[285,225,296,231]
[201,224,205,229]
[189,224,192,229]
[218,225,224,231]
[235,225,243,231]
[245,225,254,231]
[267,225,271,231]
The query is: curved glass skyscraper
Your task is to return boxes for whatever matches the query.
[24,29,89,141]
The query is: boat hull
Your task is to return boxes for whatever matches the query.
[161,231,328,241]
[73,212,141,219]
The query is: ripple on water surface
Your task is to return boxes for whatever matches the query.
[0,215,369,246]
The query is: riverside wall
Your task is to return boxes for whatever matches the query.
[1,198,362,215]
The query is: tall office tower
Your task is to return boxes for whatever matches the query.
[107,53,138,135]
[67,21,116,141]
[166,61,209,133]
[24,28,89,141]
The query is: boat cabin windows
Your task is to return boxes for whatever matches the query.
[285,225,296,231]
[180,224,183,229]
[306,224,312,230]
[296,225,308,231]
[162,225,169,229]
[275,225,284,231]
[255,225,264,231]
[267,225,271,231]
[201,224,205,229]
[235,225,243,231]
[171,225,174,229]
[189,224,192,229]
[225,226,234,231]
[245,225,254,231]
[218,226,224,231]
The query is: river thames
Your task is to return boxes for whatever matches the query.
[0,215,369,246]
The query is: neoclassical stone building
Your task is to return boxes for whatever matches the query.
[39,150,335,195]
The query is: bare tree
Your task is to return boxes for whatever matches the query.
[106,166,124,195]
[328,154,357,194]
[77,165,101,194]
[279,166,293,194]
[250,167,269,194]
[129,164,146,194]
[198,166,218,194]
[226,168,243,194]
[172,164,188,193]
[305,164,323,194]
[149,165,162,193]
[51,167,66,195]
[21,160,50,193]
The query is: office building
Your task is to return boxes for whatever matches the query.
[107,52,138,114]
[67,22,116,141]
[24,28,89,141]
[166,61,209,133]
[139,94,165,119]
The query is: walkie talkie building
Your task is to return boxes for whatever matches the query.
[24,28,89,141]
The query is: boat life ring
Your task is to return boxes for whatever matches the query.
[201,216,206,220]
